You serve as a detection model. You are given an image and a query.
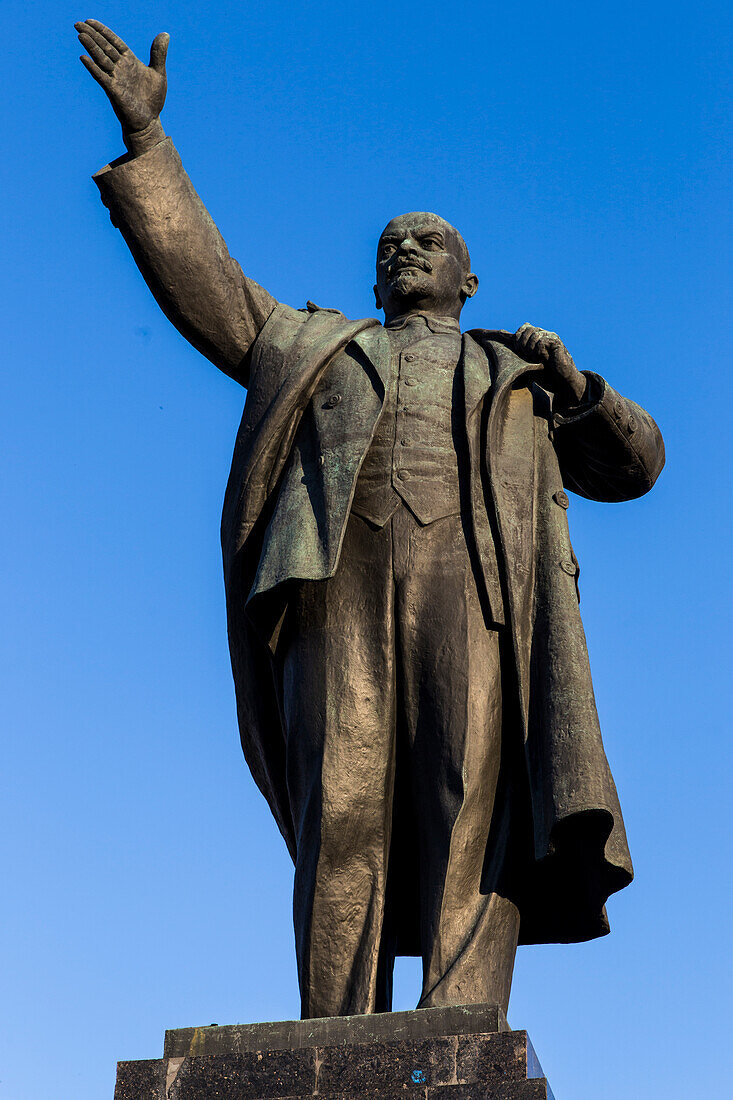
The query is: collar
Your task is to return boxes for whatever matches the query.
[384,311,461,334]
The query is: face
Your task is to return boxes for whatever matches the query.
[374,213,477,320]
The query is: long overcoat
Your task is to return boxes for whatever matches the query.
[95,139,665,950]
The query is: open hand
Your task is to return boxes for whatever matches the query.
[75,19,169,135]
[514,323,587,404]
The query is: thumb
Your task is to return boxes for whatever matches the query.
[149,32,169,74]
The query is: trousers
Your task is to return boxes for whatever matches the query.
[274,504,520,1018]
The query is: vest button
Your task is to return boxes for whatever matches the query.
[404,377,417,386]
[403,353,416,361]
[324,393,342,407]
[396,468,411,481]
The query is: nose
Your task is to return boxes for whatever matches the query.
[397,237,419,255]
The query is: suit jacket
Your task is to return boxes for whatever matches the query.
[95,138,665,946]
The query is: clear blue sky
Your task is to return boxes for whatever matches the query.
[1,1,731,1097]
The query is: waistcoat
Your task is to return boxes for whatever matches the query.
[351,318,466,526]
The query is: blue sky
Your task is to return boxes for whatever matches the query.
[1,1,731,1097]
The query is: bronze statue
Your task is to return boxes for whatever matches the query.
[76,21,665,1020]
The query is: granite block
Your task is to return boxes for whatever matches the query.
[168,1049,315,1099]
[316,1035,456,1092]
[425,1083,549,1099]
[194,1086,550,1100]
[115,1005,556,1099]
[165,1004,508,1059]
[457,1031,532,1084]
[114,1059,166,1100]
[492,1082,549,1100]
[260,1091,548,1100]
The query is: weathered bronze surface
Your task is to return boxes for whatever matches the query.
[77,21,665,1020]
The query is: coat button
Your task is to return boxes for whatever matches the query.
[324,393,341,408]
[613,400,624,419]
[560,560,577,575]
[627,415,637,434]
[553,490,570,509]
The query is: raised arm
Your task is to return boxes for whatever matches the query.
[76,20,276,386]
[512,324,665,502]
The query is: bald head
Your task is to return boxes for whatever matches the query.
[374,212,477,323]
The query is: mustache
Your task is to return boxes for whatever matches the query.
[388,255,433,276]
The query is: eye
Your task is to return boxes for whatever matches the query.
[422,238,443,251]
[381,244,396,257]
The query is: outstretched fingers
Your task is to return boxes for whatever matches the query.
[84,19,129,55]
[77,32,115,73]
[75,19,131,88]
[79,52,111,87]
[75,22,120,60]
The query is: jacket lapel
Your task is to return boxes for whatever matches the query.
[350,324,391,393]
[482,337,545,734]
[461,332,493,417]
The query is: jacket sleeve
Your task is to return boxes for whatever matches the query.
[551,372,665,502]
[94,138,277,388]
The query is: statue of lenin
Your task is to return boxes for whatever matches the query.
[76,21,665,1020]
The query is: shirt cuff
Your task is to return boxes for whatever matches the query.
[123,118,167,158]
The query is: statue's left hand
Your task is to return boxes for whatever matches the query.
[514,323,587,404]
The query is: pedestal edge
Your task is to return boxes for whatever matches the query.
[164,1003,510,1059]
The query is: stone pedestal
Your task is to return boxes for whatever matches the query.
[114,1004,555,1099]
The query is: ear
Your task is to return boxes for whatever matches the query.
[373,284,383,310]
[461,273,479,300]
